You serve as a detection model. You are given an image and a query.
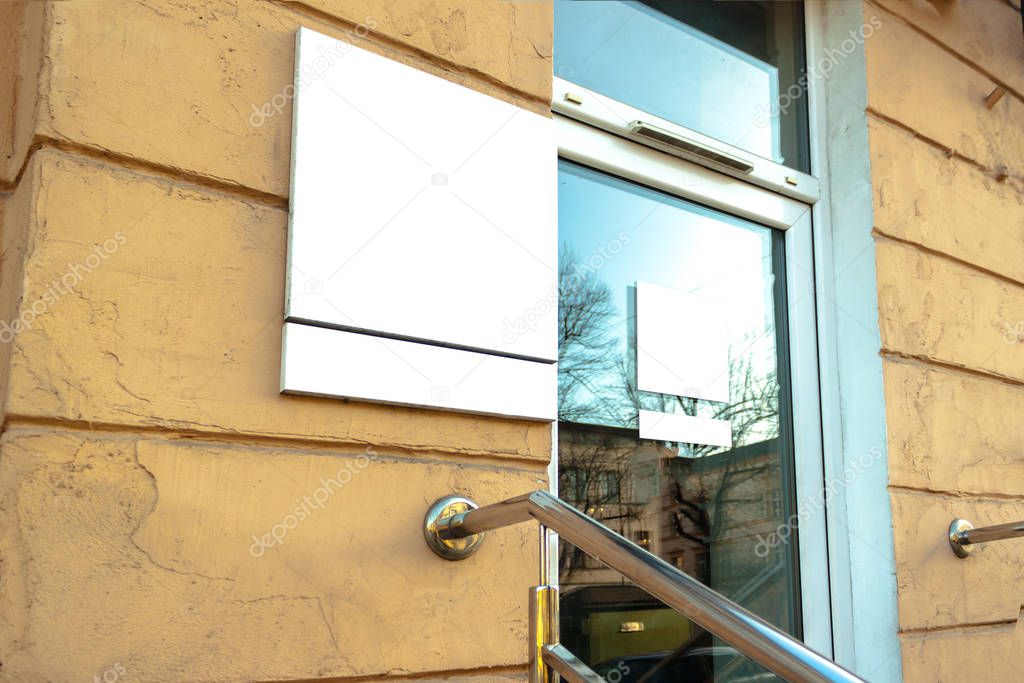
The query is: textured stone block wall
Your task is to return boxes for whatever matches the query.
[864,0,1024,679]
[0,2,553,681]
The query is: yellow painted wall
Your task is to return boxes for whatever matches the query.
[863,0,1024,679]
[5,0,1024,681]
[0,1,552,681]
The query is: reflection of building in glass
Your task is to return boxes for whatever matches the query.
[559,420,796,646]
[666,440,793,633]
[559,421,672,581]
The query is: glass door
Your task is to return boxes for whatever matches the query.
[552,3,827,680]
[556,158,803,681]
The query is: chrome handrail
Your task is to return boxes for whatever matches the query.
[423,490,864,683]
[633,558,785,683]
[949,517,1024,557]
[542,644,604,683]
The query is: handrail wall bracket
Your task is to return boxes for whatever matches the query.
[948,517,1024,558]
[948,518,975,558]
[423,495,485,561]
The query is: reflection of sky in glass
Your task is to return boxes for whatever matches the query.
[558,161,799,644]
[554,0,781,161]
[558,161,780,448]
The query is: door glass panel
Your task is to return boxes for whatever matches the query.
[557,160,799,681]
[554,0,809,172]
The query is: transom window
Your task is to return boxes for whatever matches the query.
[554,0,809,171]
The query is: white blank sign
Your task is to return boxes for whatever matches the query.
[281,323,556,421]
[287,27,557,362]
[281,27,557,421]
[636,281,730,403]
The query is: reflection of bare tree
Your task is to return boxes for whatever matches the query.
[620,342,780,452]
[557,248,789,599]
[557,425,643,576]
[558,248,620,424]
[643,344,782,565]
[671,479,710,544]
[558,248,780,444]
[657,351,781,550]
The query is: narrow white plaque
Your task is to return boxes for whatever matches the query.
[281,323,556,421]
[636,281,730,403]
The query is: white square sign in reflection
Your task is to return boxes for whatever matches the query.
[636,280,730,404]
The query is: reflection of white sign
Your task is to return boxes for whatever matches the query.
[635,281,732,448]
[639,410,732,449]
[636,281,730,403]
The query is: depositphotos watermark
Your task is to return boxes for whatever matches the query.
[500,231,632,346]
[0,231,126,344]
[93,662,126,683]
[249,17,377,128]
[754,445,883,558]
[1001,320,1024,345]
[249,446,377,557]
[603,661,631,683]
[754,15,882,128]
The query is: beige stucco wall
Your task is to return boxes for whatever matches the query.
[0,2,553,681]
[4,0,1024,681]
[863,0,1024,680]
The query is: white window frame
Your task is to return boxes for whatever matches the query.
[803,1,899,680]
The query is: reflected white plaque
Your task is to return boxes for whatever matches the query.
[638,410,732,448]
[636,281,729,403]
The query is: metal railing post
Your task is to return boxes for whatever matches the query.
[529,584,559,683]
[529,524,559,683]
